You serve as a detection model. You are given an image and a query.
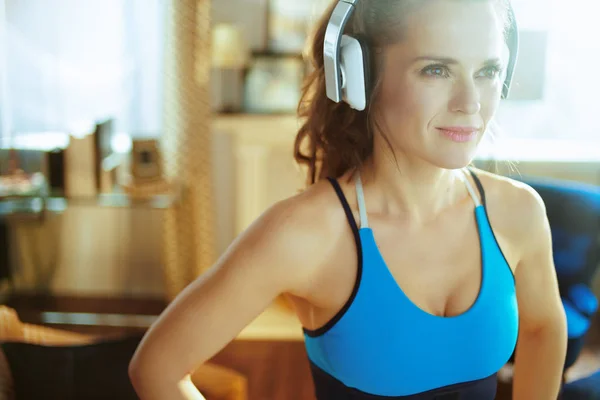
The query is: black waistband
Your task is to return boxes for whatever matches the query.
[309,360,498,400]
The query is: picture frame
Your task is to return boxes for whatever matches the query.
[243,54,306,114]
[131,139,163,184]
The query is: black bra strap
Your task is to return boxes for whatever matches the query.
[326,177,360,234]
[467,168,487,206]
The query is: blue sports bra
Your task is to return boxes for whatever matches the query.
[303,168,519,399]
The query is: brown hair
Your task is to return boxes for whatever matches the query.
[293,0,511,186]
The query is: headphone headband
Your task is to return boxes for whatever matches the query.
[502,3,519,99]
[324,0,358,103]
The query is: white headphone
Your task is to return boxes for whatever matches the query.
[324,0,519,111]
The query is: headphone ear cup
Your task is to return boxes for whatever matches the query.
[352,34,373,104]
[340,34,371,111]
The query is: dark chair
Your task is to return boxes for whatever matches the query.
[521,177,600,369]
[1,335,143,400]
[518,176,600,397]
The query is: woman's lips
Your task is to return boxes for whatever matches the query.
[436,127,480,143]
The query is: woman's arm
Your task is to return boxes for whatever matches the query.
[512,187,568,400]
[129,195,328,400]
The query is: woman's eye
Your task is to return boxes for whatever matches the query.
[421,65,450,78]
[478,66,502,79]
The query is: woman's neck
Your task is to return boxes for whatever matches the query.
[360,148,467,226]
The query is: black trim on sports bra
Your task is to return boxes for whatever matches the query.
[467,167,487,205]
[466,168,515,282]
[303,177,364,337]
[327,177,361,233]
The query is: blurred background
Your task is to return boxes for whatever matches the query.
[0,0,598,399]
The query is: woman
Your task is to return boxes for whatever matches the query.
[129,0,567,399]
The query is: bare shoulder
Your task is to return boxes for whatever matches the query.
[471,168,546,215]
[252,177,349,253]
[238,177,349,296]
[469,168,550,263]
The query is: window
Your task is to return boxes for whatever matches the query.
[1,0,598,160]
[483,0,600,161]
[0,0,165,150]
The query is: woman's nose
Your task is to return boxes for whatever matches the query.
[450,80,481,115]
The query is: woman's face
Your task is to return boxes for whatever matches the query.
[376,0,509,169]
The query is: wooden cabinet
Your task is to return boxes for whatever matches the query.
[213,114,306,240]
